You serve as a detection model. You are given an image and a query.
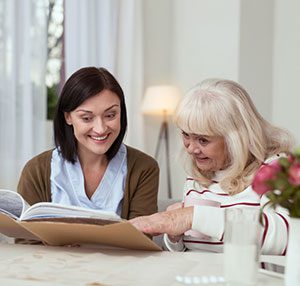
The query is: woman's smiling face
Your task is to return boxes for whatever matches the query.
[181,131,228,172]
[64,90,121,159]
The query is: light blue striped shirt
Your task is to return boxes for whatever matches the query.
[50,144,127,216]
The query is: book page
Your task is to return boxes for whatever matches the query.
[0,189,29,220]
[24,217,121,226]
[20,202,121,222]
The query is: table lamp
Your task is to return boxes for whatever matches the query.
[142,85,181,198]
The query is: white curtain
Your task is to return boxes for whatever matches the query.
[64,0,145,149]
[0,0,48,190]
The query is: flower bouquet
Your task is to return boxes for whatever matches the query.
[252,147,300,286]
[252,147,300,218]
[252,147,300,285]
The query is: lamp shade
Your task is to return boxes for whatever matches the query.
[142,85,181,116]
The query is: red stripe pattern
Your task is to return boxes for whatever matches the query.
[183,239,223,245]
[220,202,260,208]
[276,212,289,255]
[261,213,269,248]
[186,189,229,196]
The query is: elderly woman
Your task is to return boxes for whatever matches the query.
[130,79,294,254]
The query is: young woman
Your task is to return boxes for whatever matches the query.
[18,67,159,221]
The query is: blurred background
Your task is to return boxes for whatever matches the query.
[0,0,299,200]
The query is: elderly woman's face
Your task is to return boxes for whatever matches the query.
[182,131,228,172]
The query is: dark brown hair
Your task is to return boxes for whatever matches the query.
[53,67,127,163]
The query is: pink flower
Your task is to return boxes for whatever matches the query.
[288,163,300,186]
[268,159,282,172]
[252,163,280,195]
[288,154,295,164]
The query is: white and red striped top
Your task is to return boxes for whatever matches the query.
[164,160,289,255]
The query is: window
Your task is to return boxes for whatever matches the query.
[46,0,64,119]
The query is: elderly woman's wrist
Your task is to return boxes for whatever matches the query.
[184,206,194,230]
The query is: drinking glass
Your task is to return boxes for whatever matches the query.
[224,208,260,286]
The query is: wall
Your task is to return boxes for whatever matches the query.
[239,0,274,119]
[171,0,240,88]
[273,0,300,144]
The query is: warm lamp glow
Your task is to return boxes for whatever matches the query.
[142,85,180,198]
[142,85,181,116]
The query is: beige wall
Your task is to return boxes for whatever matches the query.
[273,0,300,145]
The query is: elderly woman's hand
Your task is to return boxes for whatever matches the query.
[166,202,183,211]
[129,206,194,237]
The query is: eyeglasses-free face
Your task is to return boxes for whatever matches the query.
[64,90,121,161]
[181,131,228,173]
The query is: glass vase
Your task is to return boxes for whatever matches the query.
[285,217,300,286]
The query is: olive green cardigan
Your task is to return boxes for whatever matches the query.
[17,145,159,220]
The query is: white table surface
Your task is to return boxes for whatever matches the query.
[0,243,284,286]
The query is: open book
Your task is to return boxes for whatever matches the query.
[0,189,161,251]
[0,189,121,222]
